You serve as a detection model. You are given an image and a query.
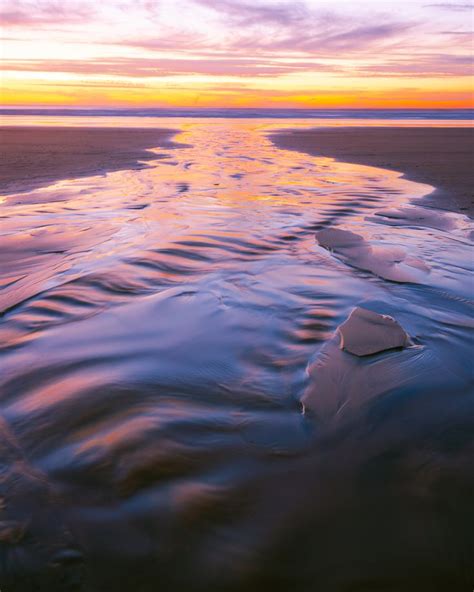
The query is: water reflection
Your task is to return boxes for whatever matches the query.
[0,121,473,591]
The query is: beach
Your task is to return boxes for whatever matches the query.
[271,126,474,216]
[3,125,472,217]
[0,126,178,196]
[2,0,473,586]
[0,120,472,591]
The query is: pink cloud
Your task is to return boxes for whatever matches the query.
[0,0,94,26]
[0,56,337,78]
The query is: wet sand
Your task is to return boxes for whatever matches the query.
[0,121,473,591]
[270,126,474,216]
[0,126,179,196]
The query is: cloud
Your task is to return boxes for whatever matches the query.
[0,0,418,61]
[1,0,470,93]
[126,19,414,58]
[221,22,415,57]
[425,3,473,10]
[0,0,94,26]
[191,0,309,26]
[0,56,336,77]
[360,53,474,77]
[187,0,415,56]
[7,50,471,81]
[123,31,213,53]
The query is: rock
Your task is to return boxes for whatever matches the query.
[373,206,460,232]
[315,228,365,250]
[338,307,410,356]
[315,227,430,284]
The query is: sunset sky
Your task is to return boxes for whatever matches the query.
[0,0,473,108]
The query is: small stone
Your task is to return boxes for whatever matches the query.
[338,307,410,356]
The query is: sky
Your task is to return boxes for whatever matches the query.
[0,0,473,108]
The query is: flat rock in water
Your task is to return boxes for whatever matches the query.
[315,227,430,284]
[338,307,410,356]
[315,228,365,250]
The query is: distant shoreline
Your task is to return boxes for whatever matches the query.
[1,107,473,120]
[270,126,474,217]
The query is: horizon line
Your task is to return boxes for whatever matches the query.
[2,106,473,112]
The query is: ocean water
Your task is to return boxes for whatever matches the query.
[1,107,473,120]
[0,118,473,591]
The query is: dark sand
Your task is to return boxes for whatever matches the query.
[271,127,474,216]
[0,126,179,195]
